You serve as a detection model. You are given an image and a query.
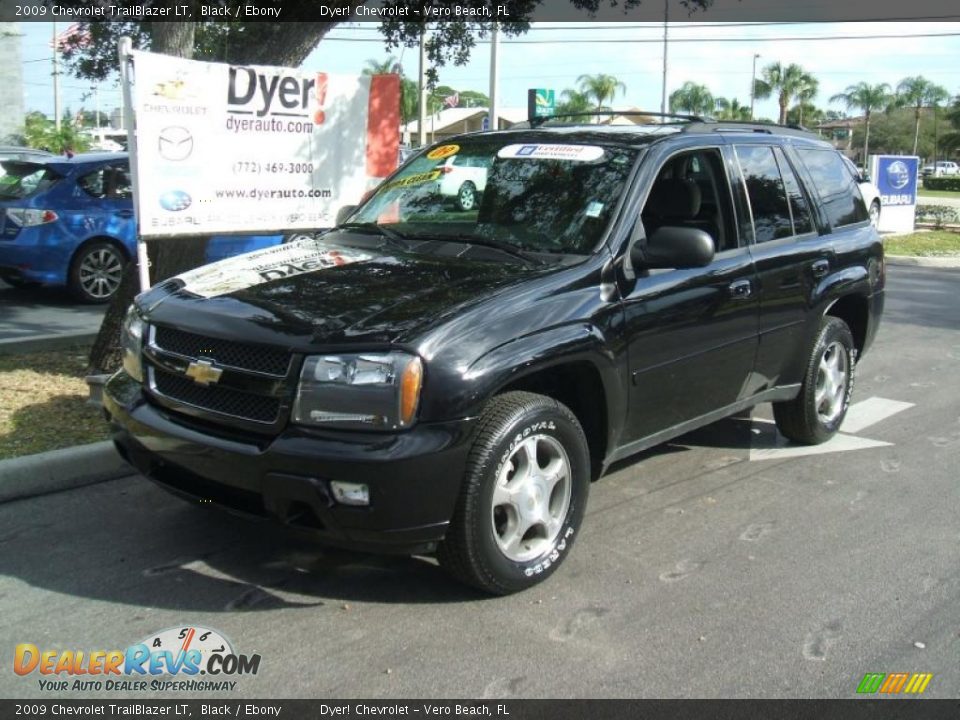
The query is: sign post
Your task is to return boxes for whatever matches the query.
[118,37,150,291]
[868,154,920,234]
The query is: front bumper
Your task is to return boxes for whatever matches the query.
[104,371,476,555]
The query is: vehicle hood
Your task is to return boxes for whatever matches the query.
[140,233,547,349]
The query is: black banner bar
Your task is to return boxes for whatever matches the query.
[2,700,960,720]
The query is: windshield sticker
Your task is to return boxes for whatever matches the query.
[497,144,605,162]
[382,169,442,191]
[585,201,604,218]
[174,238,371,298]
[426,144,460,160]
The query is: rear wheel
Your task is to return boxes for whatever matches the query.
[773,316,856,444]
[68,241,126,303]
[438,391,590,595]
[456,182,477,211]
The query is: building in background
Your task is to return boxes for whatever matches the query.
[0,23,25,143]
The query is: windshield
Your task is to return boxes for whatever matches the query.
[0,162,60,199]
[349,140,639,255]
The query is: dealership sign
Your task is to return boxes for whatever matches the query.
[868,154,919,234]
[128,49,399,239]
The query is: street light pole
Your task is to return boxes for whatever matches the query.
[660,0,669,118]
[488,22,500,133]
[749,53,760,120]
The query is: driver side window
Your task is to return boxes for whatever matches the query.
[641,148,738,252]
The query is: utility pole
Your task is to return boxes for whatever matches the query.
[750,53,760,120]
[52,22,61,131]
[488,23,500,132]
[659,0,669,118]
[417,24,427,147]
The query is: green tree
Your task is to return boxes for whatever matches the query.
[556,88,592,117]
[714,97,751,121]
[669,82,714,116]
[942,96,960,153]
[893,76,950,155]
[752,62,818,125]
[850,107,940,158]
[576,73,627,113]
[21,111,91,154]
[829,82,892,163]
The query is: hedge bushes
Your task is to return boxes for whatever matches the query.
[923,176,960,191]
[915,204,959,228]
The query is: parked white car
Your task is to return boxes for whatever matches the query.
[921,161,959,178]
[438,154,491,211]
[842,156,882,228]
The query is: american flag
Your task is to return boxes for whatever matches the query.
[50,23,92,52]
[443,92,460,109]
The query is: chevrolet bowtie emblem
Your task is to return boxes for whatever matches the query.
[184,359,223,386]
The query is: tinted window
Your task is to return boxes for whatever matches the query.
[795,148,868,228]
[77,164,132,200]
[774,147,814,235]
[735,145,792,243]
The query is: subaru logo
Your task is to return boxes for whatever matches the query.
[159,190,192,212]
[158,126,193,161]
[886,160,911,190]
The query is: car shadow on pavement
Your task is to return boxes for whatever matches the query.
[0,477,492,610]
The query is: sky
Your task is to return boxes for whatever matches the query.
[16,20,960,124]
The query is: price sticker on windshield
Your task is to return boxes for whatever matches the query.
[497,144,605,162]
[426,144,460,160]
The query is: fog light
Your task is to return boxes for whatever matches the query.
[330,481,370,506]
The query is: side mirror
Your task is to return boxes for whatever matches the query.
[336,204,358,226]
[635,226,715,269]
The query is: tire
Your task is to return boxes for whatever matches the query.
[68,241,127,303]
[868,200,881,228]
[773,316,856,445]
[437,391,590,595]
[456,182,477,211]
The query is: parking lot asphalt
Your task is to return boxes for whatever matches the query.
[1,264,958,700]
[0,279,106,343]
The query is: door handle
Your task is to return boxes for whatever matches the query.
[728,279,752,299]
[811,259,830,278]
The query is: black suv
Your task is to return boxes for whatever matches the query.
[105,118,884,594]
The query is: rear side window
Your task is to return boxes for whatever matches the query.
[773,147,814,236]
[0,162,60,199]
[794,148,868,228]
[734,145,792,243]
[77,164,133,200]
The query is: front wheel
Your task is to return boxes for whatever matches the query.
[773,316,856,444]
[438,391,590,595]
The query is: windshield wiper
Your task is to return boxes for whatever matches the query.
[426,233,546,266]
[338,222,412,251]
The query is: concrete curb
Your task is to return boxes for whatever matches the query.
[886,255,960,268]
[0,441,131,504]
[0,332,97,355]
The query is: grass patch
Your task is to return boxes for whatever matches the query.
[0,347,108,460]
[884,230,960,257]
[918,188,960,199]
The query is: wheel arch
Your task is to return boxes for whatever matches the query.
[824,292,869,355]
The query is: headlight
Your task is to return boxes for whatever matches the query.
[292,352,423,430]
[120,305,145,382]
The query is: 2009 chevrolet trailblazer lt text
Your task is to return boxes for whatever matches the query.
[104,116,884,594]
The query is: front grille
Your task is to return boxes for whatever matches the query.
[153,370,281,424]
[153,326,291,376]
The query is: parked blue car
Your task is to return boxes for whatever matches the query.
[0,153,283,302]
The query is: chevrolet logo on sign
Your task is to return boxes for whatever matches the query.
[184,359,223,386]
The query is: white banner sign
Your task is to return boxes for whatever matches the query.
[130,50,399,238]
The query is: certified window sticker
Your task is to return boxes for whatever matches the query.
[497,144,605,162]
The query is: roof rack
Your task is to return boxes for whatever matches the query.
[528,110,707,128]
[682,120,817,138]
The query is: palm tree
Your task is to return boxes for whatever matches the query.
[752,62,818,125]
[556,88,592,118]
[669,82,714,117]
[576,73,626,114]
[894,76,950,155]
[830,82,892,163]
[714,97,751,121]
[794,75,819,126]
[363,57,400,75]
